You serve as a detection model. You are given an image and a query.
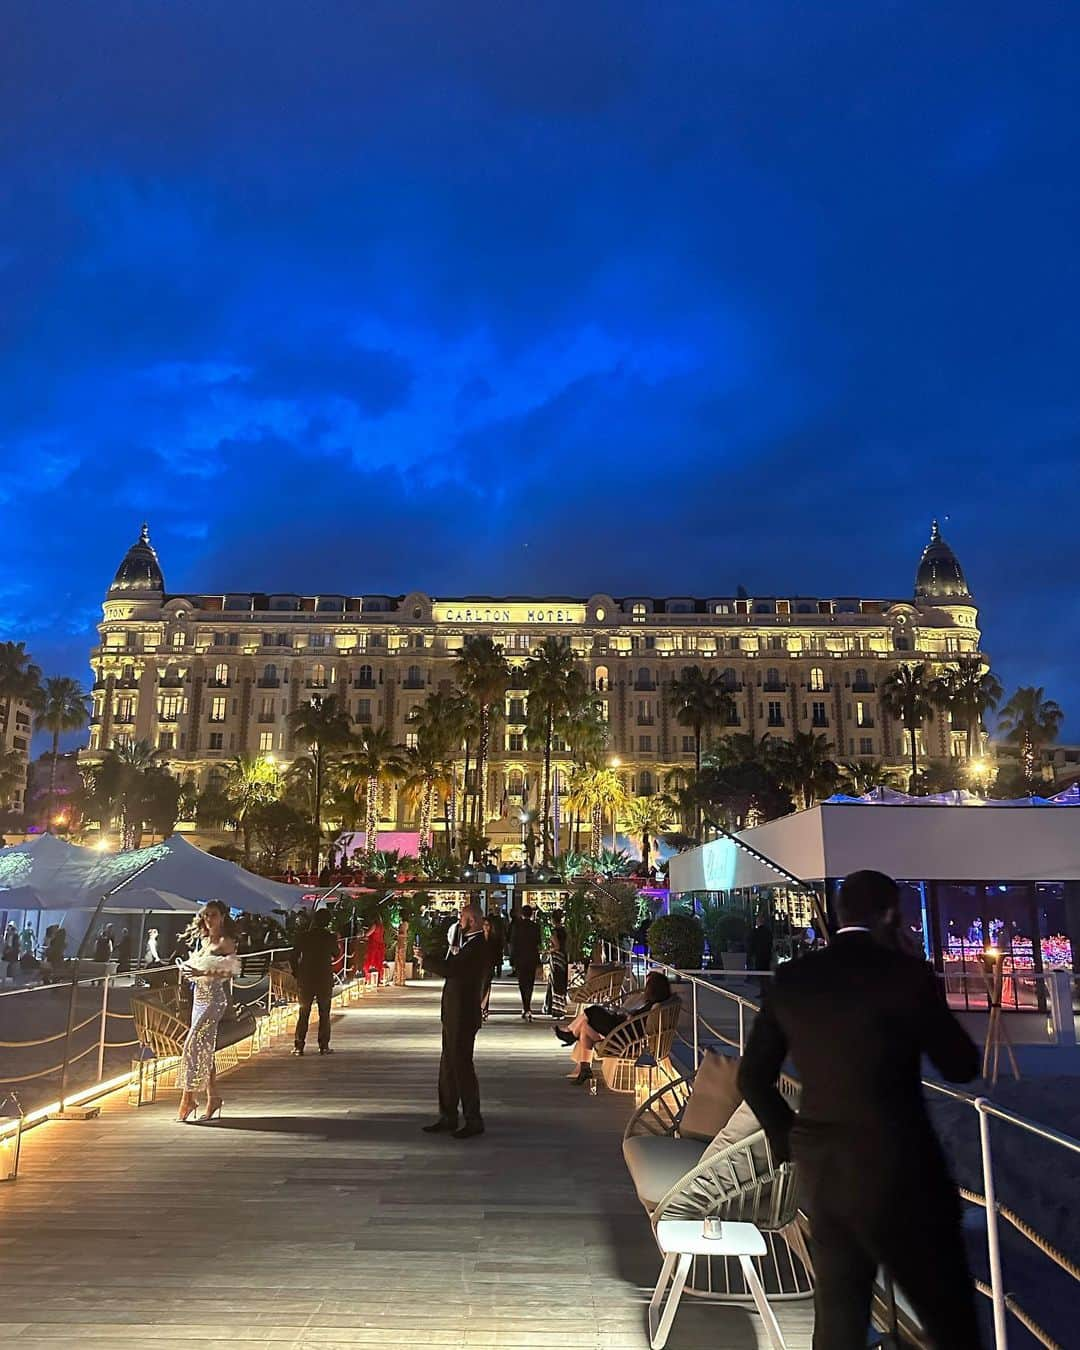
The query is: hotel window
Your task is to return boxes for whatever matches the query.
[809,667,825,692]
[714,602,731,615]
[508,698,525,722]
[208,732,224,751]
[212,662,229,686]
[355,698,371,722]
[114,698,134,723]
[728,636,741,651]
[259,696,274,720]
[765,667,782,689]
[406,731,419,750]
[508,733,525,752]
[171,631,186,650]
[309,633,327,648]
[357,664,374,686]
[158,731,174,751]
[811,701,828,727]
[776,600,791,615]
[413,634,425,648]
[213,632,225,646]
[262,663,278,684]
[227,632,239,646]
[261,632,273,646]
[856,701,871,727]
[125,630,138,649]
[767,635,784,651]
[767,701,784,727]
[209,697,226,723]
[639,770,654,795]
[630,602,646,621]
[594,666,609,692]
[405,664,423,687]
[859,737,874,755]
[639,735,652,751]
[682,736,694,753]
[310,663,328,688]
[160,695,182,721]
[853,666,871,690]
[258,732,274,753]
[276,632,288,646]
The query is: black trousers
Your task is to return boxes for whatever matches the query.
[437,1017,481,1125]
[516,967,537,1013]
[799,1135,982,1350]
[295,981,332,1050]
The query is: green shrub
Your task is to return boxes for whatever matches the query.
[591,879,639,945]
[699,899,749,955]
[647,913,705,970]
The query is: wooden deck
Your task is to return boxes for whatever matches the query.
[0,977,813,1349]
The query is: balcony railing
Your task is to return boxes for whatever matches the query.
[402,679,426,690]
[811,718,829,729]
[852,681,875,693]
[257,713,275,724]
[857,718,876,729]
[762,682,786,692]
[766,716,785,728]
[257,677,280,688]
[207,679,231,689]
[158,675,184,688]
[636,716,655,726]
[352,678,376,689]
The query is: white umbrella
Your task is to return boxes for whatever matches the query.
[0,885,51,911]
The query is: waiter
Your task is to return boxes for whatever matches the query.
[423,903,488,1138]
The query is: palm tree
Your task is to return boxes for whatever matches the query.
[455,636,510,831]
[525,638,580,862]
[94,738,160,848]
[934,656,1003,757]
[406,691,460,851]
[771,731,839,811]
[997,686,1065,792]
[880,663,936,789]
[441,690,479,849]
[224,754,279,867]
[286,694,353,869]
[566,765,628,859]
[0,640,42,708]
[32,676,91,826]
[559,689,609,768]
[622,793,673,873]
[840,758,899,796]
[343,726,407,863]
[667,666,735,833]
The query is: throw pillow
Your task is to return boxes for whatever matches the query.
[679,1048,743,1140]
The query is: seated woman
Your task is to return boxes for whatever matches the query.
[554,969,672,1086]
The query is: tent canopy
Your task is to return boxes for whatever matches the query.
[0,833,303,916]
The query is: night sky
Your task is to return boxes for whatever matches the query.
[3,3,1079,744]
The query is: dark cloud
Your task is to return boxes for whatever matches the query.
[2,0,1079,743]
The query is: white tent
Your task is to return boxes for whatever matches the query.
[51,835,303,917]
[0,834,92,893]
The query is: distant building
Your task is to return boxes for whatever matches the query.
[0,690,33,815]
[84,521,987,850]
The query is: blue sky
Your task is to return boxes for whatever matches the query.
[2,2,1079,743]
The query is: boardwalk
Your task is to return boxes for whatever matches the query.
[1,978,812,1350]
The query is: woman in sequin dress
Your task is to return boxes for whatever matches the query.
[177,901,240,1123]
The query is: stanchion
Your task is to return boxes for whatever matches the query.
[981,948,1020,1085]
[96,975,110,1081]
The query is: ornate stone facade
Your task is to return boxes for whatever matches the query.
[86,523,985,832]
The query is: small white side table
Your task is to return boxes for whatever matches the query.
[649,1219,787,1350]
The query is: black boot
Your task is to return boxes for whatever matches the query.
[569,1065,593,1086]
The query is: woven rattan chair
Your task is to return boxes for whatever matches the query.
[624,1071,812,1304]
[593,994,683,1093]
[130,986,188,1058]
[565,961,630,1015]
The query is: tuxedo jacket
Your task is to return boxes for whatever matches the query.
[425,931,489,1033]
[738,932,979,1186]
[509,919,541,969]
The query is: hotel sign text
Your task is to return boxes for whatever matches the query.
[434,602,586,626]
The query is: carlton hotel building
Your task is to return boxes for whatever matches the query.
[86,523,984,841]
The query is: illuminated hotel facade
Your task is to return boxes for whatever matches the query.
[87,523,985,845]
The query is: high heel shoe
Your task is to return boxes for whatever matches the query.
[200,1096,224,1122]
[569,1066,593,1086]
[176,1097,198,1123]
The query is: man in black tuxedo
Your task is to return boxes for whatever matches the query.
[738,870,982,1350]
[422,903,488,1139]
[509,904,541,1019]
[291,909,339,1056]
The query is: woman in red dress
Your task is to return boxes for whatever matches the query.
[362,916,386,985]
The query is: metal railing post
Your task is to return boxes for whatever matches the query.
[976,1098,1009,1349]
[97,974,109,1081]
[738,999,746,1055]
[692,981,699,1067]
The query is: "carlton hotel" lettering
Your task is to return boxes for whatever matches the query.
[433,602,585,626]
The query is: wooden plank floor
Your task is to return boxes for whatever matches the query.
[1,977,813,1349]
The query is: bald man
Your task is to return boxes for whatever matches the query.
[422,903,488,1138]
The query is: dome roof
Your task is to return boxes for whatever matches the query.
[109,523,165,595]
[914,520,970,601]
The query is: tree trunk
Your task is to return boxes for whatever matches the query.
[242,818,252,869]
[642,829,651,873]
[312,745,323,873]
[476,708,489,829]
[444,789,453,856]
[591,802,602,859]
[366,773,378,860]
[1023,729,1034,791]
[460,743,471,838]
[908,709,919,790]
[694,725,703,837]
[542,708,553,864]
[47,730,60,828]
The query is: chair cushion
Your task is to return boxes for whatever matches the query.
[703,1099,765,1160]
[678,1049,743,1141]
[623,1135,707,1208]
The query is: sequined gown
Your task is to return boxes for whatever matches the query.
[178,946,240,1091]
